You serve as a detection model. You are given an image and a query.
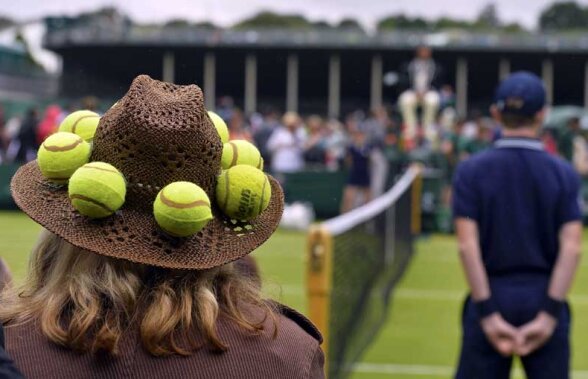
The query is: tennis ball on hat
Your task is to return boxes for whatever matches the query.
[221,140,264,170]
[216,165,271,221]
[68,162,126,218]
[154,181,213,237]
[37,132,91,184]
[58,110,100,141]
[208,111,229,144]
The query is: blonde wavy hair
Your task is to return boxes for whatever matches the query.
[0,230,277,356]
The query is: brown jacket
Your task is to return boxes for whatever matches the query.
[4,304,324,379]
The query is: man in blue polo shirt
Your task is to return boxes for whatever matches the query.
[453,71,582,379]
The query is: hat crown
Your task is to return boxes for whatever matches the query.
[92,75,222,211]
[494,71,546,116]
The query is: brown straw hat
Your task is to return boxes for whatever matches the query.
[11,75,284,270]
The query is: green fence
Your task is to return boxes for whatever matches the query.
[283,170,347,219]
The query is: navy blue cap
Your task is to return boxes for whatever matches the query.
[494,71,546,116]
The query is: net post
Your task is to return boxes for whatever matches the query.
[306,224,333,376]
[411,165,423,235]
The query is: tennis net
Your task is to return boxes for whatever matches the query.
[307,165,422,378]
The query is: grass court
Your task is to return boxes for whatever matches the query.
[1,211,587,378]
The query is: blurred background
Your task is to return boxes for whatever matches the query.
[1,1,588,378]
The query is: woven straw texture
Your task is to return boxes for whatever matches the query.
[11,75,284,270]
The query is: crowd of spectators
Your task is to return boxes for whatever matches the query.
[0,97,100,165]
[2,95,588,212]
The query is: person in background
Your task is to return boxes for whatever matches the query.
[324,118,348,171]
[36,105,62,145]
[248,112,264,136]
[2,77,324,379]
[15,108,39,163]
[572,123,588,175]
[462,118,493,159]
[454,72,581,379]
[439,118,458,210]
[438,85,457,135]
[266,112,306,180]
[361,106,390,198]
[253,108,279,171]
[81,96,99,112]
[57,103,75,126]
[340,123,372,213]
[228,108,252,141]
[303,115,327,166]
[462,111,482,141]
[557,117,580,162]
[442,118,468,179]
[0,106,5,164]
[215,96,235,124]
[3,115,23,164]
[361,107,387,146]
[398,45,442,147]
[541,129,558,156]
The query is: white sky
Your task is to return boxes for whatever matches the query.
[3,0,588,29]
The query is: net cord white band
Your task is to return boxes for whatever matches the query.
[323,166,419,236]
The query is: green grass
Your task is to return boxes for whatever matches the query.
[0,211,41,280]
[2,211,588,378]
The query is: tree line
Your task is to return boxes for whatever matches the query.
[2,1,588,33]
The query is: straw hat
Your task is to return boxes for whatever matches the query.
[11,75,284,270]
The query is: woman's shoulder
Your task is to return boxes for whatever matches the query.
[271,302,322,345]
[244,302,324,378]
[226,301,322,346]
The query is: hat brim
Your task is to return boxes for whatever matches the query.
[11,161,284,270]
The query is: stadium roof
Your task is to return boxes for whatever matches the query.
[44,25,588,54]
[1,22,61,74]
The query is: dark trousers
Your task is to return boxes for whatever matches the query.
[455,276,570,379]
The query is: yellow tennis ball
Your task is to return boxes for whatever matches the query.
[154,181,213,237]
[68,162,126,218]
[58,110,100,141]
[208,111,229,144]
[216,165,271,221]
[221,140,264,170]
[37,132,91,184]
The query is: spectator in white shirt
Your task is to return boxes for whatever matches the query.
[398,46,442,147]
[266,112,306,179]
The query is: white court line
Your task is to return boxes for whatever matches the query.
[351,363,451,376]
[351,363,588,378]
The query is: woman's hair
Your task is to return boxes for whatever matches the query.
[0,230,277,356]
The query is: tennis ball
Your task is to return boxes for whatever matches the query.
[154,181,213,237]
[216,165,271,221]
[221,140,264,170]
[68,162,126,218]
[58,110,100,141]
[208,111,229,144]
[37,132,91,184]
